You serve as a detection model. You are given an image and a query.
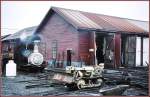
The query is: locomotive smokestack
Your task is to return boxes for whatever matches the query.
[33,40,40,53]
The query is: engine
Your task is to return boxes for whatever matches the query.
[28,40,44,66]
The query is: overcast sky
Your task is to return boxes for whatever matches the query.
[1,1,149,36]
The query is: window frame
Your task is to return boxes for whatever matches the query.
[51,40,57,59]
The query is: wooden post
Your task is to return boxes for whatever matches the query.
[141,37,143,66]
[94,31,96,65]
[114,33,121,68]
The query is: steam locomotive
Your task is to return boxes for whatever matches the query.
[19,40,46,72]
[28,40,44,66]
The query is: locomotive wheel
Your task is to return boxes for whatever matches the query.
[77,79,85,89]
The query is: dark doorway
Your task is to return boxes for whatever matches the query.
[67,49,72,66]
[121,35,127,66]
[95,33,105,65]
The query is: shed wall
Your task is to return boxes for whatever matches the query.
[78,31,93,65]
[40,12,79,67]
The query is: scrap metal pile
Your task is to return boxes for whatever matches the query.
[126,67,148,89]
[102,67,148,89]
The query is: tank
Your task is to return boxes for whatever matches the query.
[6,60,17,77]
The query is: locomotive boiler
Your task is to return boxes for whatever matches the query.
[19,40,45,72]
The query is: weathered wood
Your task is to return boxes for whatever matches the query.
[25,83,51,89]
[99,85,129,95]
[118,67,148,89]
[102,69,131,84]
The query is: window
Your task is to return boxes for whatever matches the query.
[136,37,149,66]
[125,36,136,66]
[143,38,149,66]
[52,40,57,59]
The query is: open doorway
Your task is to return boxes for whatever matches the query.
[95,33,105,65]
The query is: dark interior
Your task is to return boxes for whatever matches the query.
[121,35,127,66]
[95,33,105,64]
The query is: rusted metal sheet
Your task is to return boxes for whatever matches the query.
[51,7,148,34]
[98,15,145,33]
[82,13,119,32]
[53,7,102,30]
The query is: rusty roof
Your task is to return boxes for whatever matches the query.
[35,7,149,35]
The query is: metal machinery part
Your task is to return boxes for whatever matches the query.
[77,79,85,89]
[28,40,44,66]
[53,63,104,89]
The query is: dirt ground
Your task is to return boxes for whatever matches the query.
[1,71,148,96]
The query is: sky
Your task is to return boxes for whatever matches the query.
[1,1,149,36]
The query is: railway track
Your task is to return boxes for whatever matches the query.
[20,77,101,96]
[3,70,148,96]
[41,86,101,96]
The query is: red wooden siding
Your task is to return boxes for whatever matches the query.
[78,31,90,65]
[40,12,79,62]
[78,31,95,65]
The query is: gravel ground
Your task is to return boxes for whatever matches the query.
[1,72,148,96]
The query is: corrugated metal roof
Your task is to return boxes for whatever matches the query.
[58,8,102,29]
[52,7,148,34]
[3,7,148,42]
[126,20,149,32]
[2,26,37,41]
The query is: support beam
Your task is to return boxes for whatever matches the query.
[141,37,143,66]
[114,34,121,68]
[94,31,96,65]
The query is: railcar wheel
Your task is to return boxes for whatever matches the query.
[77,79,85,89]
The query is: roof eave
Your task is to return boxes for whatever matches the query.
[78,27,149,36]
